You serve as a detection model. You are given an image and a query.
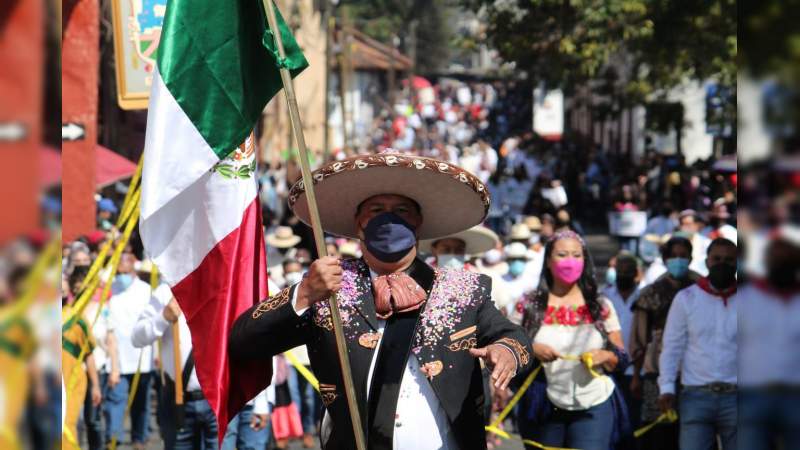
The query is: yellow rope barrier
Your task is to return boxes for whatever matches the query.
[490,365,541,428]
[485,424,577,450]
[285,349,319,391]
[108,351,145,450]
[633,409,678,438]
[65,197,141,393]
[0,234,60,323]
[560,353,604,379]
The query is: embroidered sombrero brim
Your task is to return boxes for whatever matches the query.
[418,225,499,256]
[288,154,490,240]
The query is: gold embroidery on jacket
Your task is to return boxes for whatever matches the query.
[495,337,530,366]
[251,287,291,319]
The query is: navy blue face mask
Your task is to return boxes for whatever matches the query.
[362,212,417,263]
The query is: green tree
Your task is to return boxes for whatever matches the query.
[459,0,736,100]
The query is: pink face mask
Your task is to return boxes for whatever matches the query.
[552,257,584,284]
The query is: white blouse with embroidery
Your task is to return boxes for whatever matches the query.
[533,297,621,410]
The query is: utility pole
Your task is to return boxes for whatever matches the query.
[323,1,335,162]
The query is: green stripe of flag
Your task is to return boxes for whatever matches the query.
[157,0,308,159]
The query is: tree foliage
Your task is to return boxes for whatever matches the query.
[459,0,736,102]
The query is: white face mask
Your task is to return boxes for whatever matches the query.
[529,233,541,245]
[284,271,304,286]
[438,254,466,270]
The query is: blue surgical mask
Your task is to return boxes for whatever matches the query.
[509,260,526,277]
[362,212,417,263]
[665,257,690,279]
[605,267,617,286]
[112,273,134,294]
[438,254,465,270]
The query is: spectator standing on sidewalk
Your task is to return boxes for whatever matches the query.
[132,270,224,450]
[658,238,738,450]
[105,252,154,449]
[629,236,696,450]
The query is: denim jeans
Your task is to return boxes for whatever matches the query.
[82,372,108,450]
[159,395,219,450]
[26,372,62,450]
[104,372,152,445]
[287,365,320,433]
[535,397,614,450]
[679,387,736,450]
[222,404,270,450]
[738,388,800,450]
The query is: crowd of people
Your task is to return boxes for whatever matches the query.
[44,78,784,450]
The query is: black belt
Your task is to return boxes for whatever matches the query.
[686,382,737,393]
[185,390,206,402]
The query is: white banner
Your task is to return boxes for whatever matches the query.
[608,211,648,237]
[533,88,564,140]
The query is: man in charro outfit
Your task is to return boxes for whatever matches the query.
[229,153,533,450]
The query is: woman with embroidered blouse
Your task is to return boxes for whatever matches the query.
[517,230,631,450]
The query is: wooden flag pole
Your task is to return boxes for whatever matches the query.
[172,321,184,407]
[261,2,367,449]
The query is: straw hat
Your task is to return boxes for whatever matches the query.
[505,242,530,260]
[523,216,542,232]
[266,226,301,249]
[509,223,532,241]
[418,225,500,256]
[288,153,490,240]
[338,241,361,258]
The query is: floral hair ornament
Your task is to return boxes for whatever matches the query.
[548,229,586,247]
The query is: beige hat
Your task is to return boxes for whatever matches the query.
[509,223,532,241]
[266,226,301,249]
[523,216,542,232]
[505,242,530,260]
[418,225,500,256]
[288,153,490,240]
[338,241,361,258]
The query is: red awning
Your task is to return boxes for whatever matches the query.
[39,145,137,188]
[96,144,137,187]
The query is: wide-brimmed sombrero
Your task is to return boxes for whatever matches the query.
[418,225,499,256]
[288,153,490,240]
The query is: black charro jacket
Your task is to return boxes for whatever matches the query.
[229,257,533,449]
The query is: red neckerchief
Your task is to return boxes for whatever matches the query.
[697,277,737,306]
[753,278,800,303]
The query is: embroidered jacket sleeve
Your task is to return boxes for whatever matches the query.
[476,275,533,373]
[229,284,311,361]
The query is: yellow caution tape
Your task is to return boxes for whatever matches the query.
[285,349,319,392]
[633,409,678,438]
[0,234,60,324]
[560,353,604,379]
[490,365,541,428]
[485,425,577,450]
[109,351,145,450]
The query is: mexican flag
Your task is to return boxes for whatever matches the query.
[139,0,307,440]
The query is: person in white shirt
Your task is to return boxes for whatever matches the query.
[104,252,155,448]
[519,230,630,450]
[132,279,233,450]
[502,242,539,324]
[738,235,800,450]
[658,238,738,450]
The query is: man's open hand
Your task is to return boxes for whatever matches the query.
[470,344,517,390]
